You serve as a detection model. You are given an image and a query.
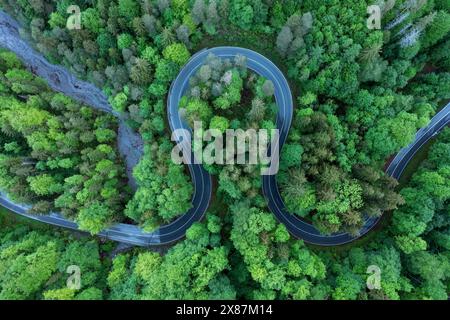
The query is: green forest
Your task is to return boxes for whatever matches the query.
[0,0,449,300]
[1,123,449,299]
[0,49,130,234]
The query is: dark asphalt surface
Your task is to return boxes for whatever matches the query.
[0,16,448,247]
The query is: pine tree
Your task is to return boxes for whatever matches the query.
[422,11,450,48]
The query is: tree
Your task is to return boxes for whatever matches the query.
[82,8,103,33]
[0,234,60,299]
[365,112,420,161]
[282,170,316,217]
[162,43,191,65]
[198,65,212,83]
[118,0,140,23]
[280,144,303,168]
[435,0,450,10]
[77,201,114,234]
[48,12,65,29]
[422,11,450,48]
[205,0,220,34]
[108,223,233,299]
[407,251,449,299]
[76,287,103,300]
[332,270,364,300]
[185,98,212,124]
[27,174,62,196]
[248,98,266,123]
[160,27,176,47]
[107,254,129,289]
[262,80,275,97]
[43,288,76,300]
[276,26,293,57]
[192,0,206,25]
[176,25,191,45]
[111,92,128,112]
[229,0,254,30]
[56,241,103,289]
[130,58,153,85]
[395,235,427,254]
[141,46,159,64]
[134,252,162,282]
[117,33,134,49]
[209,116,229,133]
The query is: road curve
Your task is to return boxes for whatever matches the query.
[0,10,448,246]
[0,10,212,246]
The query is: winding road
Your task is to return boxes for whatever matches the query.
[265,103,450,246]
[0,9,211,246]
[0,9,449,246]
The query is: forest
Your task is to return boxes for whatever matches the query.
[0,49,130,234]
[0,0,449,300]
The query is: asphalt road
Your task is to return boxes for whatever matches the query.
[0,16,448,247]
[266,102,450,246]
[0,10,210,246]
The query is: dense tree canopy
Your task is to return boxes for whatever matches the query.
[0,0,448,300]
[0,222,106,300]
